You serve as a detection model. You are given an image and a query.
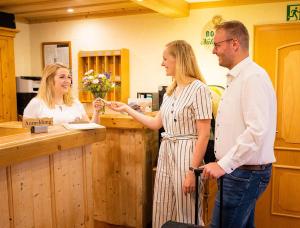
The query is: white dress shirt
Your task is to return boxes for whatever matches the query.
[215,57,277,174]
[23,97,87,125]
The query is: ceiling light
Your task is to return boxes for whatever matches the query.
[67,8,74,13]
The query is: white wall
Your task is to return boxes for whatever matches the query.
[15,1,291,98]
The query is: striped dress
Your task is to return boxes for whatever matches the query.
[153,80,212,228]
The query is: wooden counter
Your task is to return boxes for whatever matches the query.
[0,122,106,228]
[94,114,217,226]
[93,114,158,228]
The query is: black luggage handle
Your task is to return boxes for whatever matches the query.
[192,167,223,228]
[193,167,204,225]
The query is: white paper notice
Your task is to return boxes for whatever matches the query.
[63,123,103,130]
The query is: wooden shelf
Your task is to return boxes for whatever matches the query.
[78,49,129,103]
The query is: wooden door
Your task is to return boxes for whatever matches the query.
[254,23,300,228]
[0,28,17,122]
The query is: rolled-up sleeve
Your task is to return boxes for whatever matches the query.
[193,85,212,120]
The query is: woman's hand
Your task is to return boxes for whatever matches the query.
[107,101,129,113]
[183,170,196,195]
[93,98,105,112]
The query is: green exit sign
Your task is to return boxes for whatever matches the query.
[287,4,300,21]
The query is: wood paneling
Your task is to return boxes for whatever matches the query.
[0,121,105,227]
[11,156,52,227]
[0,28,18,123]
[0,168,10,228]
[0,122,105,167]
[277,44,300,144]
[254,23,300,227]
[272,165,300,218]
[53,148,86,227]
[0,0,153,23]
[133,0,189,17]
[0,142,97,228]
[93,126,158,227]
[190,0,295,9]
[0,0,295,23]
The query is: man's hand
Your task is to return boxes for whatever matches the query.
[201,162,226,179]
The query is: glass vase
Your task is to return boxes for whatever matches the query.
[92,92,106,114]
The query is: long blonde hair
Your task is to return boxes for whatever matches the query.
[165,40,206,96]
[37,63,73,108]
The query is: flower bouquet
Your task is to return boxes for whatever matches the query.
[82,69,114,113]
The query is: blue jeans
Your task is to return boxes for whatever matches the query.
[210,164,272,228]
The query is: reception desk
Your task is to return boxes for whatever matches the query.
[0,122,105,228]
[93,114,158,228]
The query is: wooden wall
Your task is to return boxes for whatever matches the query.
[0,146,94,228]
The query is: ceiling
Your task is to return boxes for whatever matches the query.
[0,0,296,24]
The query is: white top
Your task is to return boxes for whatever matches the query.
[160,80,212,136]
[23,97,87,125]
[215,57,277,174]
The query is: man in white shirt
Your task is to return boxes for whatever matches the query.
[201,21,277,227]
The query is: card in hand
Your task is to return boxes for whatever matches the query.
[97,97,111,106]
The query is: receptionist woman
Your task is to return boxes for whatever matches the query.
[23,63,102,124]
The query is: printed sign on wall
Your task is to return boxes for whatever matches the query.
[287,4,300,21]
[200,15,224,49]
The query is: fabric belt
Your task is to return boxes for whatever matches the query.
[238,163,272,171]
[161,132,198,142]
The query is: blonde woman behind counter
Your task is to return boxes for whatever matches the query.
[23,63,103,124]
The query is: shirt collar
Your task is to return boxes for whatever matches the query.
[227,56,251,79]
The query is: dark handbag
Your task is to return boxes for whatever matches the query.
[204,116,216,164]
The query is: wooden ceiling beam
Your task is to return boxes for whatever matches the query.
[0,0,130,14]
[190,0,296,9]
[10,2,138,17]
[24,7,153,24]
[131,0,189,18]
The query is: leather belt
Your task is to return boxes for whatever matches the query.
[238,163,272,171]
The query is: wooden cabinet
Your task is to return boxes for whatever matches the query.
[0,27,18,123]
[78,49,129,103]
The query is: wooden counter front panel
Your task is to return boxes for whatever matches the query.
[93,128,158,227]
[0,167,10,228]
[0,146,94,228]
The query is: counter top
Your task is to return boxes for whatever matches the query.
[99,112,157,129]
[0,121,106,167]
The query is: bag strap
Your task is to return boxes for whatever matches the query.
[194,167,204,225]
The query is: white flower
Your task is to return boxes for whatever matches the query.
[92,79,99,84]
[98,74,105,78]
[88,76,94,80]
[85,69,94,75]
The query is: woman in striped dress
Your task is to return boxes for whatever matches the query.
[108,40,212,227]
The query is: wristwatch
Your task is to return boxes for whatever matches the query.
[189,166,204,172]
